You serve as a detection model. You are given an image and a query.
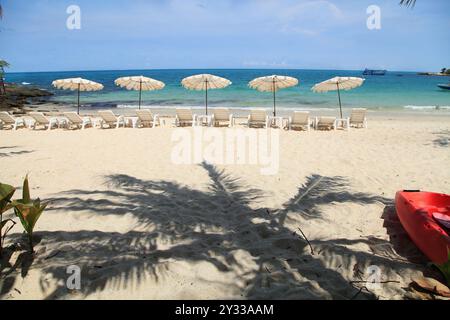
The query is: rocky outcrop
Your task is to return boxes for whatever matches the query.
[0,83,53,113]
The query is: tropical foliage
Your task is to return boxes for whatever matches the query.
[400,0,416,7]
[0,176,47,256]
[0,182,16,257]
[0,59,9,76]
[12,175,47,253]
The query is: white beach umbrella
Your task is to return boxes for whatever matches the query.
[52,77,104,114]
[114,76,165,109]
[312,77,365,118]
[181,74,232,115]
[249,75,299,116]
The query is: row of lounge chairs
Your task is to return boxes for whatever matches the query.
[173,108,367,130]
[0,108,367,131]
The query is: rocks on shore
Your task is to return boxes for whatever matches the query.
[0,83,54,114]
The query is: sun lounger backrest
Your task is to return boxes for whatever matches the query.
[176,108,193,121]
[318,116,336,125]
[250,109,267,122]
[98,110,118,122]
[29,112,50,124]
[212,108,230,121]
[292,111,309,124]
[64,112,83,124]
[136,110,153,122]
[350,108,367,123]
[0,112,15,124]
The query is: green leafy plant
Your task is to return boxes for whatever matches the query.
[434,248,450,286]
[12,175,47,253]
[0,182,16,257]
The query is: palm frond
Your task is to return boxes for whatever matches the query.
[400,0,416,7]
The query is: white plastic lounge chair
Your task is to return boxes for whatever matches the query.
[348,108,368,128]
[98,110,126,129]
[288,111,312,131]
[211,108,235,127]
[135,109,159,128]
[315,116,337,131]
[64,112,93,130]
[247,109,269,128]
[0,112,26,130]
[175,108,196,127]
[29,112,61,130]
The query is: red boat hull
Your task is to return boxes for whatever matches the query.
[395,191,450,264]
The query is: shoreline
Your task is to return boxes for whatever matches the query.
[17,101,450,120]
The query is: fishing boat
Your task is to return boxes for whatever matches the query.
[363,69,386,76]
[437,83,450,90]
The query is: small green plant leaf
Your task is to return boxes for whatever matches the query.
[11,175,47,253]
[22,174,31,203]
[14,202,47,233]
[0,183,15,213]
[434,248,450,286]
[0,218,16,234]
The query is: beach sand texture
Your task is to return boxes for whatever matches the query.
[0,114,449,300]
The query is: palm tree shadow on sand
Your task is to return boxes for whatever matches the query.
[1,163,424,299]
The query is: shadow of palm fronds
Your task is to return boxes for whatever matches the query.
[1,164,420,299]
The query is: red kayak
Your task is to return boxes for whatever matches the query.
[395,190,450,264]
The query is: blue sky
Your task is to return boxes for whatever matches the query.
[1,0,449,72]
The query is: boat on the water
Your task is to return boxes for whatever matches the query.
[395,190,450,264]
[437,84,450,90]
[363,69,386,76]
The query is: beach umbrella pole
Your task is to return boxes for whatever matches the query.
[77,83,80,115]
[138,80,142,110]
[272,80,276,117]
[205,80,208,115]
[337,83,342,118]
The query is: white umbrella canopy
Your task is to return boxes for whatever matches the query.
[52,77,104,91]
[114,76,165,109]
[52,77,104,114]
[181,74,232,115]
[312,77,365,118]
[249,75,299,116]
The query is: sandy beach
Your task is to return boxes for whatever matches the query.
[1,109,449,300]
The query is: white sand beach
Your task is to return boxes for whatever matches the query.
[0,111,449,300]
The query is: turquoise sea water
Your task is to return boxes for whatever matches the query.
[5,69,450,111]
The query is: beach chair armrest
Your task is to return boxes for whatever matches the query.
[153,114,160,126]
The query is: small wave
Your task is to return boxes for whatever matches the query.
[116,104,338,112]
[404,105,450,110]
[117,104,203,109]
[21,82,31,85]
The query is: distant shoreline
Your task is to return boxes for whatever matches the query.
[417,72,450,77]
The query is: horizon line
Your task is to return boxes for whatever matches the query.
[6,67,422,74]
